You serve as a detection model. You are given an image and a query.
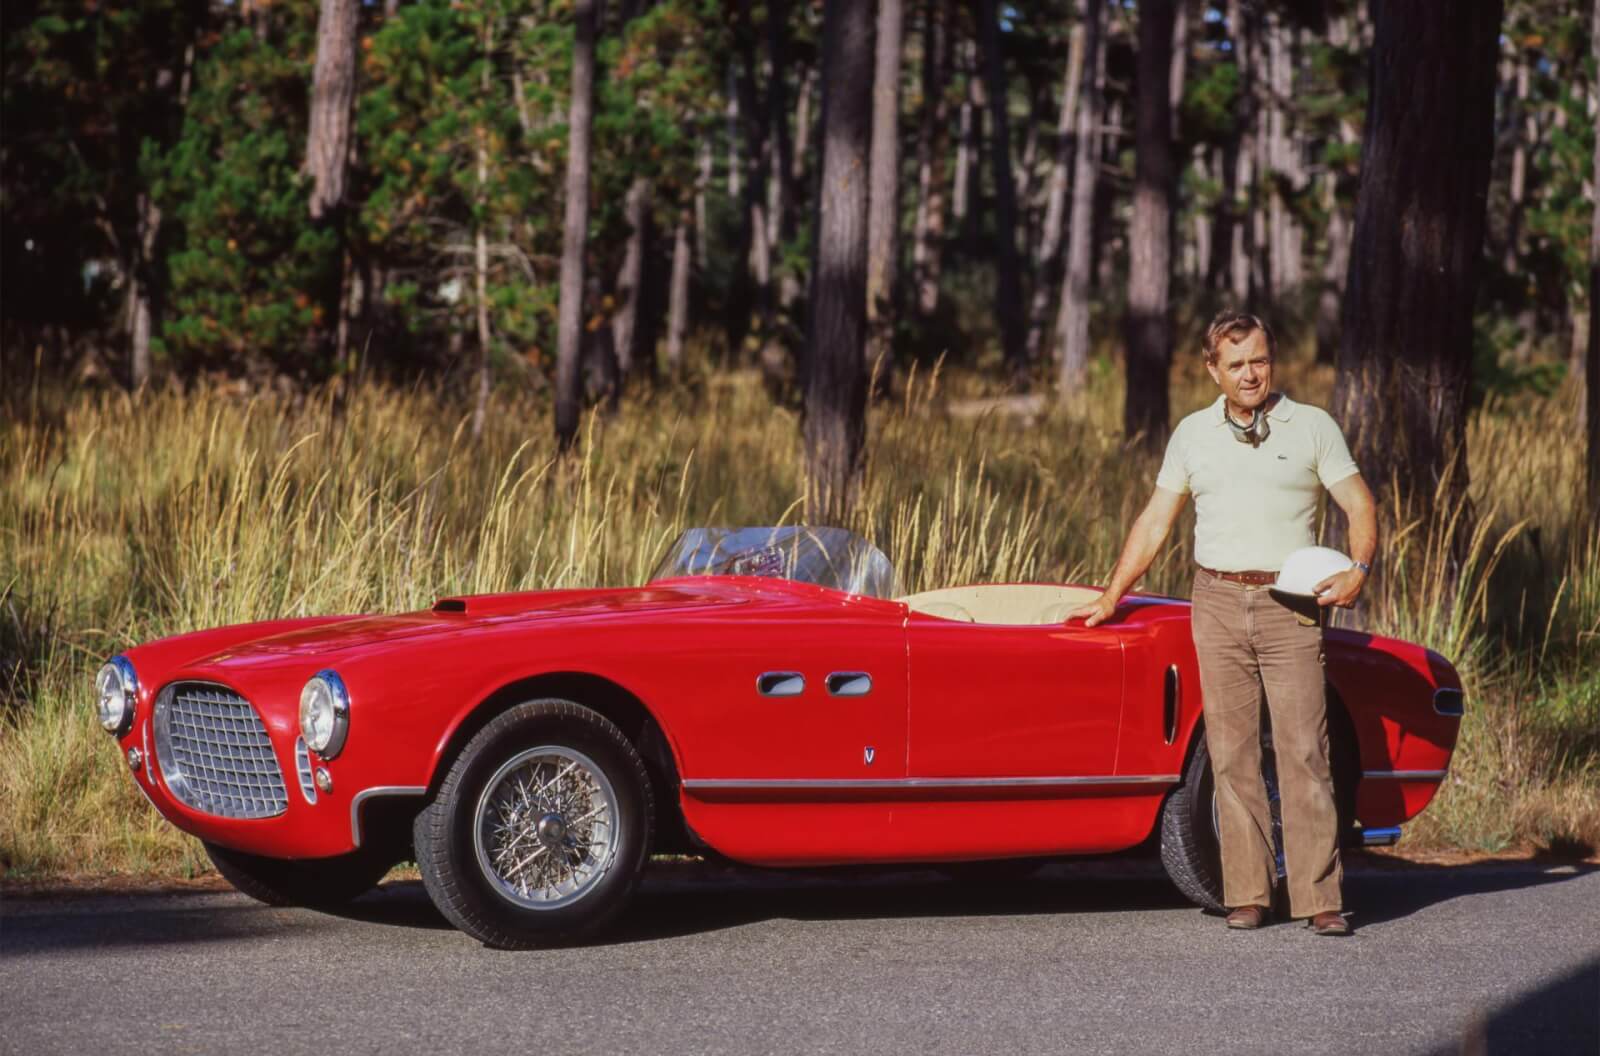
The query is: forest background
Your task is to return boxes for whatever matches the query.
[2,0,1597,879]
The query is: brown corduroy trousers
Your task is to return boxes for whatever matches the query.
[1191,568,1343,918]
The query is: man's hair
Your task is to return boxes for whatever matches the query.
[1203,310,1277,365]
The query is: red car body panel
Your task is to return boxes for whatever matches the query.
[113,577,1461,867]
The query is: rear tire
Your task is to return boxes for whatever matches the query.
[413,699,653,949]
[1158,735,1225,912]
[1160,702,1361,911]
[204,841,393,908]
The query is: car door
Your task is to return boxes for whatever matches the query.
[906,614,1123,778]
[667,586,910,865]
[667,589,910,782]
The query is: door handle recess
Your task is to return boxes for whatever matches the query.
[758,672,805,697]
[827,672,872,697]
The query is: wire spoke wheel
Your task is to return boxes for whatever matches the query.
[472,746,620,911]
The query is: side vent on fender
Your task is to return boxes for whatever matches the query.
[1163,665,1180,745]
[1433,687,1465,717]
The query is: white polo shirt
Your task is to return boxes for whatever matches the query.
[1155,393,1360,573]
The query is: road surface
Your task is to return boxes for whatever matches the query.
[3,857,1596,1055]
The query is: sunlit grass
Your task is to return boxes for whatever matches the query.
[2,352,1595,879]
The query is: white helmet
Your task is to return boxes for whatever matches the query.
[1274,546,1354,597]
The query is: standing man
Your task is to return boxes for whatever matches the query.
[1066,311,1377,936]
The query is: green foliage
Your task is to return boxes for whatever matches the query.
[358,0,545,370]
[157,15,338,373]
[1,0,205,336]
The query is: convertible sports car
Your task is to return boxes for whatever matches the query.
[96,526,1463,948]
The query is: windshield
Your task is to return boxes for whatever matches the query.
[648,526,901,599]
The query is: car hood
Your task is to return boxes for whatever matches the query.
[201,583,741,663]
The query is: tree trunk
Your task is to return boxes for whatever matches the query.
[1316,99,1358,364]
[1025,11,1086,364]
[1208,144,1232,290]
[866,0,904,396]
[130,191,160,391]
[307,0,359,373]
[783,64,818,310]
[667,206,692,377]
[471,15,495,440]
[1192,149,1212,283]
[1249,16,1270,301]
[1227,0,1254,304]
[726,66,742,200]
[912,0,951,318]
[555,0,597,450]
[612,176,651,396]
[1265,9,1287,295]
[1055,0,1102,405]
[128,279,154,391]
[1587,1,1600,516]
[1123,0,1176,451]
[1504,52,1529,274]
[977,0,1027,383]
[1332,0,1503,517]
[792,65,816,186]
[766,0,792,260]
[804,0,873,524]
[954,38,977,228]
[1316,185,1352,365]
[695,135,711,270]
[129,41,196,390]
[1169,0,1188,138]
[306,0,359,221]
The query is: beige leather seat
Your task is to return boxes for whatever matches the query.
[898,585,1104,625]
[912,600,976,623]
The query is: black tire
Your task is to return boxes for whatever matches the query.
[1158,734,1226,912]
[1160,705,1360,912]
[413,699,653,949]
[204,841,394,908]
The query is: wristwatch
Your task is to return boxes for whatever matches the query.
[1352,560,1372,576]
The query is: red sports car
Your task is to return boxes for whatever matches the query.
[96,527,1463,948]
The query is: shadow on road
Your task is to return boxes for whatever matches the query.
[1424,955,1600,1056]
[1343,854,1598,929]
[5,854,1593,955]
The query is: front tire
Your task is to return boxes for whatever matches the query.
[204,841,393,907]
[413,699,653,949]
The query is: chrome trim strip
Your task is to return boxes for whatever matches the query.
[1361,769,1448,781]
[1361,826,1403,846]
[350,785,428,848]
[683,774,1180,791]
[1433,687,1465,717]
[131,719,161,812]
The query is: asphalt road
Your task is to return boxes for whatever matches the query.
[3,857,1597,1056]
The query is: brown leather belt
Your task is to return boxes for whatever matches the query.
[1198,566,1278,586]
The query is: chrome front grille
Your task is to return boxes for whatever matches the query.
[295,736,318,804]
[153,683,288,819]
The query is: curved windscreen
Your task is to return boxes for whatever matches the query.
[648,526,902,599]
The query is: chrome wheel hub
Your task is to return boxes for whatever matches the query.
[536,813,568,846]
[472,746,620,911]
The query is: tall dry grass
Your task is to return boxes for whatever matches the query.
[1,356,1595,878]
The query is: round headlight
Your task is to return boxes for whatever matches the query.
[299,670,350,759]
[95,656,138,736]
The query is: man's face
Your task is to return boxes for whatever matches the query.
[1205,330,1273,412]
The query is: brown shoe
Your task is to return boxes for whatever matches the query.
[1225,905,1269,929]
[1309,911,1351,936]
